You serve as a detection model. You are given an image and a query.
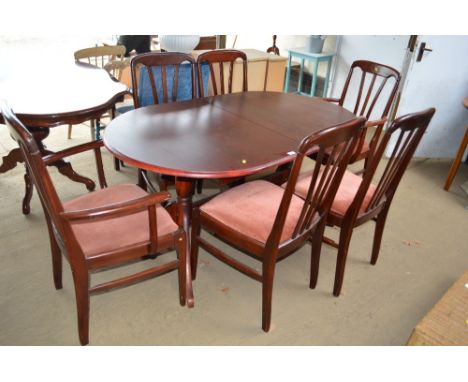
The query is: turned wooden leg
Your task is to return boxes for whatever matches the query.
[175,177,195,308]
[22,166,34,215]
[175,231,187,306]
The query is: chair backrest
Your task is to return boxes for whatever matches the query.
[130,52,197,108]
[348,108,436,221]
[74,45,126,68]
[0,101,67,240]
[339,60,400,121]
[196,49,248,97]
[268,117,366,250]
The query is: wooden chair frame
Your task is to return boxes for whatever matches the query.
[316,108,436,296]
[129,52,198,191]
[1,102,189,345]
[191,117,365,331]
[196,49,248,98]
[323,60,401,169]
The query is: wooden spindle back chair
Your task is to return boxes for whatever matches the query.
[191,116,365,332]
[297,108,436,296]
[129,52,198,190]
[70,45,127,140]
[130,52,197,108]
[0,101,189,345]
[196,49,248,97]
[325,60,401,167]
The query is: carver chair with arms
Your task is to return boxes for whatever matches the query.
[69,45,127,140]
[128,52,199,189]
[190,116,365,332]
[322,60,401,173]
[1,102,190,345]
[291,108,435,296]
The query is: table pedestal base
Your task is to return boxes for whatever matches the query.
[0,126,96,215]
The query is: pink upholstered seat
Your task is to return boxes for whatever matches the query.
[290,168,376,217]
[200,180,305,245]
[63,184,178,257]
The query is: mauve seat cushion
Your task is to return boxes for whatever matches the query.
[291,169,376,217]
[200,180,305,245]
[63,184,178,257]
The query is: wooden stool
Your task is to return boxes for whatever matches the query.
[444,97,468,191]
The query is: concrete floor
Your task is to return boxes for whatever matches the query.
[0,121,467,345]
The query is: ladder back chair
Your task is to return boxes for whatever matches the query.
[128,52,198,190]
[190,116,365,332]
[196,49,248,98]
[196,49,248,192]
[323,60,401,172]
[70,45,127,140]
[292,108,435,296]
[1,102,190,345]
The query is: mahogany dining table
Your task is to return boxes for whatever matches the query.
[103,91,357,302]
[0,61,128,214]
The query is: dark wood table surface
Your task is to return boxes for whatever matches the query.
[0,61,128,214]
[104,91,357,303]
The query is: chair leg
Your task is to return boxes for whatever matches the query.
[262,261,276,332]
[190,208,202,280]
[175,232,187,307]
[114,157,121,171]
[444,126,468,191]
[71,269,90,346]
[67,125,72,139]
[333,224,354,297]
[44,211,62,289]
[196,179,203,194]
[90,120,96,141]
[309,220,327,289]
[370,206,390,265]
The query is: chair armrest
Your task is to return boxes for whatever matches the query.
[320,97,340,104]
[365,117,387,129]
[43,140,104,165]
[60,191,172,223]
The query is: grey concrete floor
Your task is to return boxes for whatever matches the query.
[0,120,467,346]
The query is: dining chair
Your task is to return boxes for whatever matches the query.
[190,116,365,332]
[291,108,435,297]
[196,49,248,97]
[69,45,127,140]
[195,49,248,192]
[322,60,401,173]
[127,51,200,190]
[1,101,190,345]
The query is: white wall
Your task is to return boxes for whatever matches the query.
[396,36,468,158]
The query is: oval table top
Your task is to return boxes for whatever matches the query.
[104,91,357,179]
[0,61,128,126]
